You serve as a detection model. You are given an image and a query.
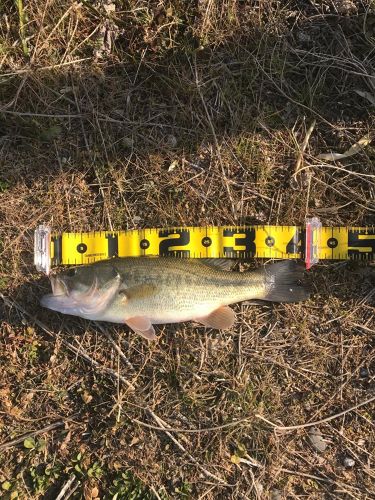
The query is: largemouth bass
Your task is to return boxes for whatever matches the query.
[41,258,309,340]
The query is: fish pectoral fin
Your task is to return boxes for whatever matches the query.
[118,284,157,302]
[196,306,235,330]
[125,316,157,340]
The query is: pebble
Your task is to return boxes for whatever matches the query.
[121,137,134,149]
[308,426,327,453]
[165,134,177,148]
[343,457,355,468]
[270,489,282,500]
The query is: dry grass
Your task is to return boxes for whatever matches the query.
[0,0,375,498]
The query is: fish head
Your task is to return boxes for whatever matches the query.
[40,262,121,319]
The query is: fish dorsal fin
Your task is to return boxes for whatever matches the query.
[126,316,157,340]
[200,259,235,271]
[196,305,235,330]
[118,283,157,302]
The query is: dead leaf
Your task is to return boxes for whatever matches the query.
[129,436,140,447]
[168,160,179,172]
[82,391,93,404]
[317,135,372,161]
[91,486,99,498]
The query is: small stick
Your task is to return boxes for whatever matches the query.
[55,474,79,500]
[279,468,370,497]
[193,57,236,218]
[95,323,135,371]
[255,394,375,431]
[132,416,252,434]
[148,409,231,486]
[294,119,316,178]
[0,417,76,451]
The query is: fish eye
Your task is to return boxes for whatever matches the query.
[66,268,77,277]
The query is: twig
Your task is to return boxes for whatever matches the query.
[193,56,236,218]
[55,474,79,500]
[0,417,76,451]
[15,0,29,56]
[256,394,375,431]
[0,57,92,77]
[294,119,316,178]
[132,416,252,434]
[279,469,370,496]
[0,293,135,390]
[148,409,231,487]
[95,323,135,371]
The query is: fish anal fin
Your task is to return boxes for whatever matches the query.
[125,316,157,340]
[196,306,235,330]
[200,259,235,271]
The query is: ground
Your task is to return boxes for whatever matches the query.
[0,0,375,498]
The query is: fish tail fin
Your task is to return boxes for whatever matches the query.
[260,260,310,303]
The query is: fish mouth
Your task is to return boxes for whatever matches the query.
[40,275,76,314]
[40,292,77,314]
[50,275,68,296]
[40,274,121,319]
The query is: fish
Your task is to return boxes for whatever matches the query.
[40,257,310,340]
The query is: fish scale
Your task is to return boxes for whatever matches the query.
[115,259,261,314]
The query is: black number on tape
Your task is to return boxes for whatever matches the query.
[223,228,256,258]
[159,229,190,257]
[52,235,62,265]
[348,229,375,259]
[286,229,305,255]
[106,234,119,257]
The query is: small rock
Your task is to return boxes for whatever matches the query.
[343,457,355,468]
[297,31,312,44]
[121,137,134,149]
[308,426,327,453]
[333,0,357,15]
[165,134,177,148]
[254,482,263,496]
[359,367,369,378]
[270,489,283,500]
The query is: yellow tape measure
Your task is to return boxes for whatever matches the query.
[34,221,375,275]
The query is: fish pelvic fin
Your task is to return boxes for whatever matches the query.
[260,260,310,303]
[196,305,235,330]
[125,316,157,340]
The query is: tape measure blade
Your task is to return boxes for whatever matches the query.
[44,225,375,268]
